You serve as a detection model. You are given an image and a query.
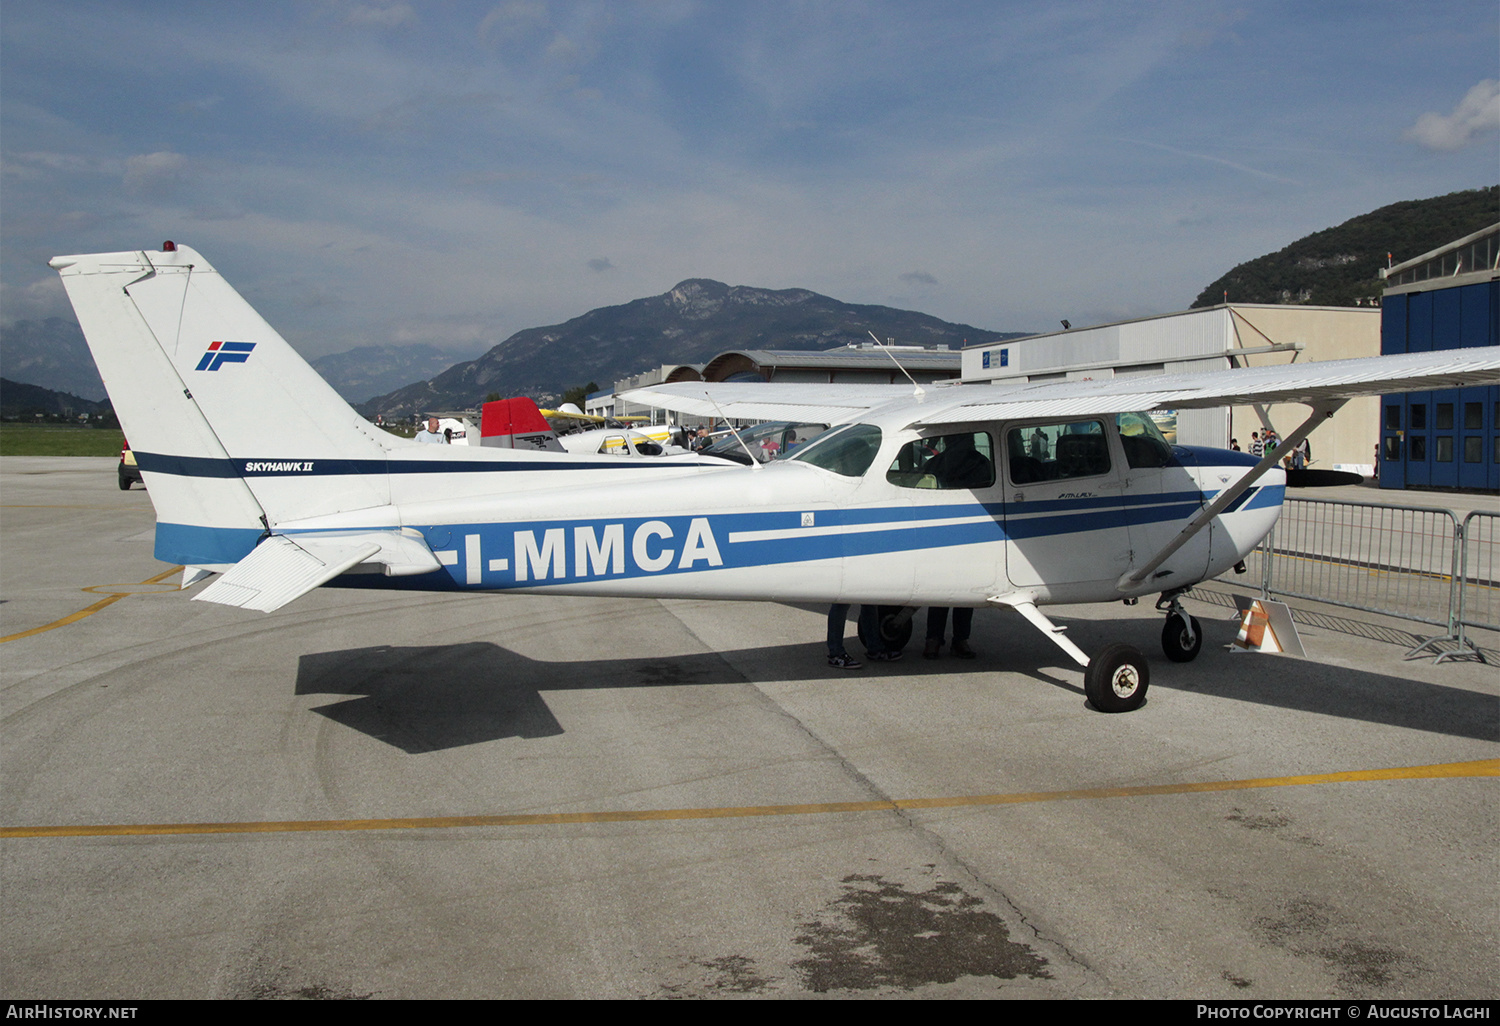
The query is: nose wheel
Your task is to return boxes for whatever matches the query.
[1161,611,1203,662]
[1156,592,1202,663]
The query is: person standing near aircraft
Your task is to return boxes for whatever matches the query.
[1292,437,1310,470]
[860,605,903,662]
[924,608,975,659]
[1248,431,1264,457]
[827,605,862,669]
[415,416,446,444]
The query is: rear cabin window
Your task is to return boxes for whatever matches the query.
[1007,420,1111,483]
[886,431,995,489]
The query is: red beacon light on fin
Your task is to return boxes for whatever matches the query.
[162,241,176,252]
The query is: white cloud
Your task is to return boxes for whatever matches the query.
[123,151,188,194]
[343,3,416,29]
[1404,80,1500,151]
[478,1,548,44]
[0,274,71,322]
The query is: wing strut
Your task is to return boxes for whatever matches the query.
[1116,400,1345,592]
[992,597,1092,668]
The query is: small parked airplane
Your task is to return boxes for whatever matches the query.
[482,396,707,460]
[50,244,1500,711]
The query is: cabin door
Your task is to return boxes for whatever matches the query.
[1000,419,1132,592]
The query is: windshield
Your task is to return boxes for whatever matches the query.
[789,423,883,477]
[704,422,829,463]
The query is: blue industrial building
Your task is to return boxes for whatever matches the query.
[1378,223,1499,491]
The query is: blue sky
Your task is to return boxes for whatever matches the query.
[3,1,1497,359]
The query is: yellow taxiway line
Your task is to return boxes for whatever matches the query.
[3,759,1493,839]
[0,566,183,644]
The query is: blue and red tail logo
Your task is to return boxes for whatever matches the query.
[195,340,256,371]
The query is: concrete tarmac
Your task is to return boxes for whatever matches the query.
[2,457,1495,999]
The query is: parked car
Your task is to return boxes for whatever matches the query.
[118,438,143,490]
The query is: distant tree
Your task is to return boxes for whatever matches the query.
[561,381,600,409]
[1192,186,1498,309]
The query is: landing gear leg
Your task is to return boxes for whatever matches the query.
[1000,599,1151,713]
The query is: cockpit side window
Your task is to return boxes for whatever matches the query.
[1007,420,1111,483]
[1115,412,1174,469]
[886,431,995,489]
[790,424,883,477]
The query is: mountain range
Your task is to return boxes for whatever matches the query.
[356,279,1017,418]
[0,377,111,420]
[4,185,1494,419]
[1192,186,1497,308]
[0,318,104,400]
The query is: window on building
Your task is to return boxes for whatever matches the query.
[1384,436,1402,462]
[1410,436,1427,461]
[1436,436,1453,463]
[1464,437,1482,463]
[1464,403,1482,430]
[1385,405,1401,431]
[1410,404,1426,430]
[1437,404,1454,430]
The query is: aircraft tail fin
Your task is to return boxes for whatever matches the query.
[480,397,563,451]
[51,244,397,565]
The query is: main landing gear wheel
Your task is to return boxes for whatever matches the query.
[1084,643,1150,713]
[1161,613,1203,663]
[857,605,913,653]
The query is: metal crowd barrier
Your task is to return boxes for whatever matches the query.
[1449,511,1498,662]
[1225,498,1493,664]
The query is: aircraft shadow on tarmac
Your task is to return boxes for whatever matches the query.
[295,612,1497,752]
[295,642,756,753]
[1020,614,1499,744]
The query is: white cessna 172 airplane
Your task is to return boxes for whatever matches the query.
[50,244,1500,712]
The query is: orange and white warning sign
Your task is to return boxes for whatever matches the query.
[1230,595,1305,657]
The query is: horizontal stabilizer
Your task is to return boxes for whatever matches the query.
[191,527,441,612]
[194,536,382,612]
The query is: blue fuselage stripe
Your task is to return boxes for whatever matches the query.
[155,486,1234,588]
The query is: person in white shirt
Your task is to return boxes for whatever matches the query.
[415,416,447,444]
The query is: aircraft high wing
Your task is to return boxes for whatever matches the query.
[50,244,1500,713]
